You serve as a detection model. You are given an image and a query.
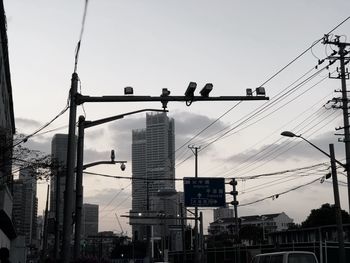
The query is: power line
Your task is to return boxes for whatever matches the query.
[239,176,323,207]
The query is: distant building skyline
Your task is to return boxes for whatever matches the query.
[130,112,176,241]
[83,203,99,237]
[49,133,69,226]
[12,167,38,247]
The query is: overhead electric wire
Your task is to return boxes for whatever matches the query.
[231,110,341,178]
[173,16,350,168]
[220,105,338,178]
[241,168,328,195]
[10,104,69,150]
[175,64,329,169]
[194,66,317,147]
[199,65,330,151]
[237,162,328,180]
[200,90,334,178]
[99,183,132,214]
[238,176,323,207]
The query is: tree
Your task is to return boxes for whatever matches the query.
[239,225,263,244]
[302,203,350,228]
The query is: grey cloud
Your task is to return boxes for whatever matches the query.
[103,111,227,160]
[16,117,42,129]
[84,188,131,211]
[22,137,51,154]
[225,130,344,165]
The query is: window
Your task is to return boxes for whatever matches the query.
[270,255,283,263]
[288,254,317,263]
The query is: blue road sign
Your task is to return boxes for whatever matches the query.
[183,177,226,207]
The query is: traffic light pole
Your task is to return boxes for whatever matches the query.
[188,145,200,263]
[230,178,240,263]
[61,78,269,262]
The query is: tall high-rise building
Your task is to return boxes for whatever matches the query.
[82,203,99,237]
[12,167,38,246]
[49,134,69,226]
[130,113,176,241]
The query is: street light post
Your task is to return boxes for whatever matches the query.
[73,109,166,260]
[62,79,269,262]
[281,131,346,263]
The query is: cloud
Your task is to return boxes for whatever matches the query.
[16,117,42,130]
[84,187,131,211]
[102,111,227,160]
[225,130,344,165]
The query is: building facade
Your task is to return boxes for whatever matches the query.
[49,134,69,226]
[12,167,38,247]
[0,0,16,248]
[130,113,176,243]
[213,206,234,221]
[209,212,294,238]
[82,203,99,237]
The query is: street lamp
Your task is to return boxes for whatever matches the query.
[281,131,346,169]
[73,108,166,260]
[281,131,346,263]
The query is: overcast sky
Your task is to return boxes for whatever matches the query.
[5,0,350,234]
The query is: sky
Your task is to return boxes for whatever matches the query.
[4,0,350,234]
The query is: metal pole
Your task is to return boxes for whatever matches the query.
[180,202,187,262]
[74,116,85,259]
[318,227,323,263]
[41,184,50,262]
[194,147,199,263]
[338,44,350,213]
[200,212,204,263]
[329,144,346,263]
[54,165,61,260]
[146,182,152,263]
[61,72,79,262]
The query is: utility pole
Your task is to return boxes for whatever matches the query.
[230,178,240,263]
[74,116,85,260]
[61,72,79,262]
[41,185,49,262]
[188,145,200,263]
[180,202,186,262]
[61,81,269,262]
[54,165,61,261]
[329,144,346,263]
[323,35,350,212]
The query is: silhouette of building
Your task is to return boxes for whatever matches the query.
[82,203,99,237]
[49,134,69,226]
[208,212,294,237]
[12,167,38,247]
[130,113,176,242]
[0,0,16,249]
[213,206,234,221]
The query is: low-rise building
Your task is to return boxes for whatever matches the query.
[208,212,293,238]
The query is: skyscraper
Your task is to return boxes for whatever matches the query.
[50,134,69,225]
[130,112,175,241]
[12,167,38,246]
[82,203,99,237]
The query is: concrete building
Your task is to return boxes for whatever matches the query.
[12,167,38,247]
[49,134,69,226]
[130,113,176,242]
[213,206,234,221]
[208,212,294,237]
[82,203,99,237]
[0,0,16,249]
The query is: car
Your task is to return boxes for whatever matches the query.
[251,251,319,263]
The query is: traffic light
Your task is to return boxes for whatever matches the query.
[229,178,239,206]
